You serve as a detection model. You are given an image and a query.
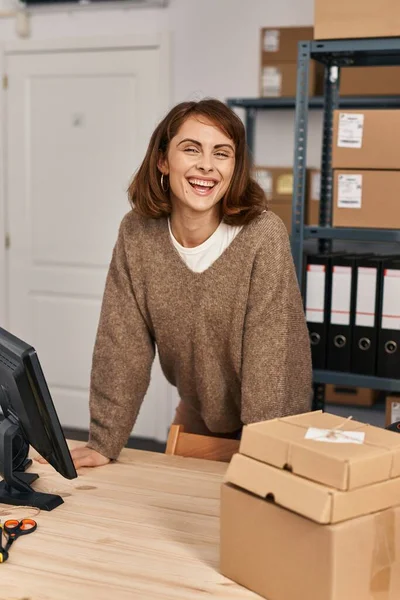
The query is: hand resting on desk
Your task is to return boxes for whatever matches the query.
[36,446,110,470]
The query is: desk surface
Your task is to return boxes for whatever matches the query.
[1,441,259,600]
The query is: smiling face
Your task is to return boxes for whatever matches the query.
[158,116,236,218]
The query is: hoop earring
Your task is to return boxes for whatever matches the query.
[161,174,169,193]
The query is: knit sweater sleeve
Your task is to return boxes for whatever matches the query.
[87,214,155,459]
[241,213,312,424]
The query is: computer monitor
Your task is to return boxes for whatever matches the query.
[0,326,77,510]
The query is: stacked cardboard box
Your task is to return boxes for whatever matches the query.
[314,0,400,41]
[340,67,400,96]
[260,27,323,98]
[220,411,400,600]
[314,2,400,95]
[254,166,320,233]
[386,395,400,427]
[325,385,378,407]
[332,110,400,229]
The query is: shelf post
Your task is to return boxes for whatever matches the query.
[291,41,311,284]
[245,108,256,161]
[318,64,341,253]
[312,63,341,412]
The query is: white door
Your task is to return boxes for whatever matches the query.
[4,36,177,442]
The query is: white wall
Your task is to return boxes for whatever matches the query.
[0,0,322,169]
[0,0,322,432]
[0,0,323,334]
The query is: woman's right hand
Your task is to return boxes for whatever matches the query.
[69,446,111,469]
[36,445,111,470]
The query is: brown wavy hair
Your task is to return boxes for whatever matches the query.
[128,98,267,225]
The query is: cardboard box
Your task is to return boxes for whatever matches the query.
[314,0,400,40]
[260,27,323,97]
[253,167,320,231]
[253,167,293,233]
[260,27,314,62]
[386,395,400,427]
[253,167,293,201]
[269,200,292,233]
[220,483,400,600]
[325,385,377,406]
[260,61,323,98]
[340,67,400,96]
[239,411,400,490]
[332,110,400,170]
[333,170,400,229]
[225,452,400,524]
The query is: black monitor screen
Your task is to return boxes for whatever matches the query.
[0,326,77,510]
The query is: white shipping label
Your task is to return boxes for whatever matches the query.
[331,266,352,326]
[390,402,400,425]
[306,265,325,324]
[263,29,280,52]
[355,267,377,327]
[337,112,364,148]
[305,427,365,444]
[255,169,273,197]
[337,174,362,209]
[262,67,282,97]
[311,172,321,201]
[382,269,400,330]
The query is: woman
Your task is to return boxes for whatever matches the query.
[67,98,312,469]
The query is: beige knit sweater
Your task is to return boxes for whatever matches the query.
[87,209,312,459]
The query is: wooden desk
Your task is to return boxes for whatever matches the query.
[0,441,259,599]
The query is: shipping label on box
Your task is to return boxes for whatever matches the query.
[262,66,282,97]
[263,29,280,52]
[337,174,362,209]
[337,113,365,148]
[311,171,321,201]
[276,173,293,195]
[389,401,400,425]
[254,168,273,197]
[304,427,365,444]
[392,403,400,421]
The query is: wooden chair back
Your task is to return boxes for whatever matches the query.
[165,424,240,462]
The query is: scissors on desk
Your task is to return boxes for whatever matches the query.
[0,518,37,562]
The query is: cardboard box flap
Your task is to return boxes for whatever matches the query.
[224,453,400,525]
[239,411,400,490]
[225,453,332,523]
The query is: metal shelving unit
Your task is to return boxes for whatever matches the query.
[304,226,400,243]
[226,95,400,158]
[313,371,400,393]
[291,38,400,408]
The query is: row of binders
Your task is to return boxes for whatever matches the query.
[304,253,400,378]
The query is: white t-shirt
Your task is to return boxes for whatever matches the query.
[168,219,243,273]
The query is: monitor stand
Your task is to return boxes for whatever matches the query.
[0,417,64,511]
